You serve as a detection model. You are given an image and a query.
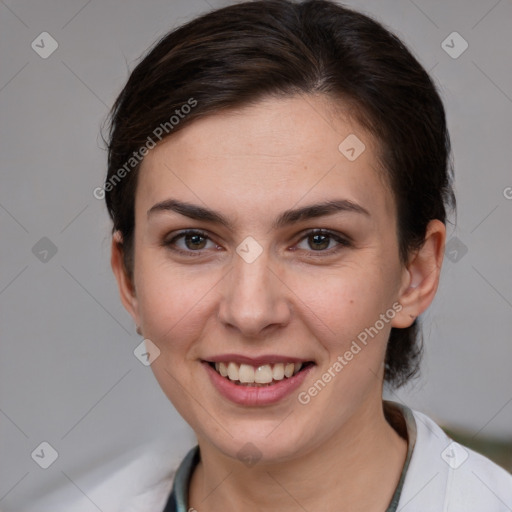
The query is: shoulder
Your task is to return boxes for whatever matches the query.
[398,407,512,512]
[26,440,179,512]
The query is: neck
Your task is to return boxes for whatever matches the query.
[189,397,408,512]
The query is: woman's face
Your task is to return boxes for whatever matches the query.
[117,94,416,463]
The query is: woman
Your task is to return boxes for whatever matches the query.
[103,1,512,510]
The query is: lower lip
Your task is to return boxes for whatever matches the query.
[203,362,314,406]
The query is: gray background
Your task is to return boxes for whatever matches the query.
[1,0,511,510]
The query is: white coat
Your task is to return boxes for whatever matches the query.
[24,406,512,511]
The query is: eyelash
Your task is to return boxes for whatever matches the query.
[163,228,352,258]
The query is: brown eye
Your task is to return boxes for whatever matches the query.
[308,233,331,251]
[183,233,207,250]
[295,229,351,255]
[164,229,217,255]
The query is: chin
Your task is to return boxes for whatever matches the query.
[198,419,311,466]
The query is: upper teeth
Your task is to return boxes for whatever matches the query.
[214,362,303,384]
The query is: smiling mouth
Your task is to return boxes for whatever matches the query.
[206,361,315,387]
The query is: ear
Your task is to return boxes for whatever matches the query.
[392,219,446,328]
[110,230,140,328]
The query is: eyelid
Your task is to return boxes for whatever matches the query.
[163,228,352,257]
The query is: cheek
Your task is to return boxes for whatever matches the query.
[288,265,395,349]
[135,256,221,353]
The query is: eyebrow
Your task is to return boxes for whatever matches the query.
[147,198,370,229]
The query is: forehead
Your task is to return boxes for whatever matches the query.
[137,94,395,226]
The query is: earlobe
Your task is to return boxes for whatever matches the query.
[391,219,446,329]
[110,230,140,326]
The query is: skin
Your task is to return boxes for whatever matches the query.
[111,94,445,511]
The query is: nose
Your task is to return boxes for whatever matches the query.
[217,247,291,338]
